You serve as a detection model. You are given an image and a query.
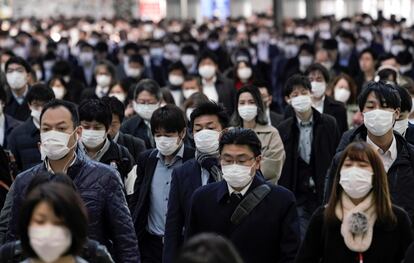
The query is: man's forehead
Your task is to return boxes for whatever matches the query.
[42,106,72,122]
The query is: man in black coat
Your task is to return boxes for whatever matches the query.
[186,128,300,263]
[277,75,340,238]
[0,87,21,149]
[130,105,195,263]
[163,102,229,263]
[256,80,284,127]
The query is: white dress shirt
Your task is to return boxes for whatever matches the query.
[0,114,5,146]
[312,96,325,113]
[202,76,219,102]
[367,135,397,172]
[227,179,254,196]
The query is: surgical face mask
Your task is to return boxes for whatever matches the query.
[238,105,257,121]
[338,41,352,56]
[340,166,373,199]
[169,74,184,86]
[411,98,414,114]
[291,95,312,113]
[311,81,326,98]
[35,70,42,81]
[394,118,409,136]
[31,108,41,129]
[222,163,254,189]
[237,67,252,80]
[284,44,299,59]
[52,87,65,100]
[299,55,313,70]
[109,93,126,103]
[198,65,216,79]
[96,74,111,87]
[155,136,181,156]
[194,129,220,154]
[79,52,94,64]
[360,30,373,42]
[82,129,106,148]
[150,47,164,58]
[321,61,333,70]
[181,54,196,67]
[363,109,395,136]
[207,41,220,50]
[390,44,405,56]
[6,71,27,90]
[29,224,72,263]
[183,89,198,99]
[334,88,351,103]
[126,67,142,78]
[40,130,77,161]
[133,101,159,120]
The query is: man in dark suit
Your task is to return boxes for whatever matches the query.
[130,105,195,263]
[186,128,300,263]
[0,87,21,149]
[71,42,96,88]
[255,79,284,128]
[163,102,229,263]
[197,51,236,115]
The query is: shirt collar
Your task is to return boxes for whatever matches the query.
[113,132,120,143]
[79,138,111,161]
[157,143,185,166]
[312,96,325,107]
[366,134,397,161]
[227,179,254,196]
[45,152,78,174]
[11,87,28,104]
[202,76,217,86]
[296,114,313,128]
[0,114,5,129]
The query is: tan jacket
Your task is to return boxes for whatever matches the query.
[253,124,286,184]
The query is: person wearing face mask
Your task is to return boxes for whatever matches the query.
[115,42,140,81]
[48,76,69,101]
[7,84,55,172]
[0,86,21,149]
[165,62,187,106]
[122,54,147,91]
[186,128,300,263]
[396,50,414,80]
[392,85,414,145]
[52,60,86,104]
[255,80,284,128]
[0,100,140,262]
[197,51,236,116]
[130,105,195,263]
[204,31,230,72]
[149,40,169,87]
[355,48,377,94]
[326,81,414,225]
[296,141,413,263]
[230,85,285,184]
[108,82,129,105]
[163,102,229,262]
[4,57,32,122]
[78,99,134,182]
[277,75,340,239]
[233,61,254,90]
[180,45,198,74]
[72,43,96,87]
[80,60,116,101]
[181,74,203,105]
[121,79,162,149]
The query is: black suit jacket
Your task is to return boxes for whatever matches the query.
[269,110,284,128]
[186,175,300,263]
[3,115,22,149]
[116,132,146,164]
[4,90,30,122]
[120,115,153,149]
[131,146,195,241]
[215,75,236,115]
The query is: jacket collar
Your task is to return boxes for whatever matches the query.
[216,173,265,202]
[254,123,274,133]
[292,107,321,127]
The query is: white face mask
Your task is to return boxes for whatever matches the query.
[291,95,312,113]
[31,108,41,128]
[52,87,65,100]
[411,98,414,114]
[194,129,220,154]
[79,52,94,64]
[155,136,181,156]
[340,166,373,199]
[394,118,409,136]
[222,163,254,189]
[299,56,313,69]
[40,130,77,160]
[334,88,351,103]
[198,65,216,79]
[363,109,395,136]
[311,81,326,98]
[181,55,196,67]
[6,71,27,90]
[82,129,106,148]
[109,93,126,103]
[133,102,159,121]
[96,74,111,87]
[29,224,72,263]
[169,74,184,86]
[238,105,258,121]
[183,89,198,99]
[126,67,142,78]
[237,67,252,80]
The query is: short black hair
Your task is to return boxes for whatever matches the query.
[306,63,330,83]
[284,74,312,97]
[123,42,140,54]
[150,104,186,134]
[190,101,229,129]
[358,81,401,112]
[102,96,125,122]
[230,85,268,126]
[40,100,79,128]
[377,68,398,83]
[95,60,116,78]
[253,79,272,96]
[358,48,377,60]
[197,50,219,67]
[396,50,412,65]
[5,56,32,73]
[26,83,55,104]
[219,127,262,157]
[168,61,187,75]
[79,99,112,131]
[134,79,162,101]
[378,53,396,65]
[19,175,88,259]
[128,54,144,66]
[394,85,412,113]
[52,60,73,76]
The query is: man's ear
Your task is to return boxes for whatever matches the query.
[76,126,83,140]
[254,155,262,170]
[284,96,291,104]
[395,108,401,120]
[180,129,186,139]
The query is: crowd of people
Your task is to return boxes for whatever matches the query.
[1,11,414,263]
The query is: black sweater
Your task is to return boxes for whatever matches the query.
[295,205,413,263]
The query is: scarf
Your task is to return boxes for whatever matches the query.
[195,150,222,182]
[335,192,377,252]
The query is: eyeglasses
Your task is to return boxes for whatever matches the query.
[220,156,255,166]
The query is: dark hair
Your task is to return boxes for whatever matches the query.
[357,81,401,112]
[128,54,144,66]
[5,56,32,73]
[325,142,396,225]
[168,61,187,75]
[197,50,219,67]
[230,85,268,126]
[378,53,396,65]
[329,73,358,104]
[219,127,262,157]
[394,85,412,113]
[40,100,79,128]
[358,47,378,60]
[52,60,73,76]
[102,96,125,122]
[190,101,229,129]
[284,74,312,97]
[123,42,140,54]
[79,99,112,131]
[95,60,116,79]
[150,104,186,134]
[176,233,243,263]
[134,79,162,101]
[184,74,202,87]
[253,79,272,96]
[376,68,398,83]
[0,86,6,103]
[160,87,176,105]
[26,83,55,104]
[19,175,88,259]
[306,63,330,83]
